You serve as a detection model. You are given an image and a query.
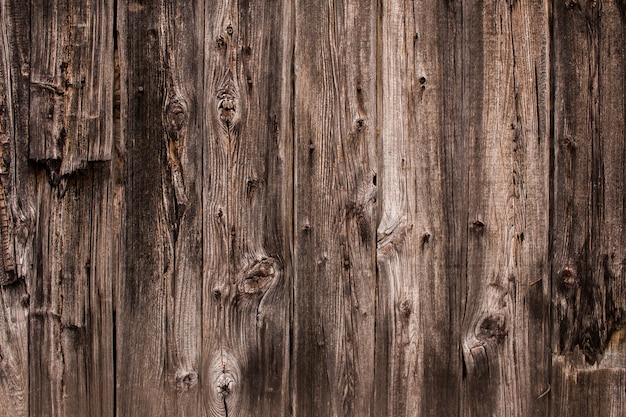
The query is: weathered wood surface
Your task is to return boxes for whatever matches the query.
[202,1,292,416]
[293,1,377,416]
[460,1,551,416]
[376,1,462,416]
[551,2,626,417]
[0,1,623,417]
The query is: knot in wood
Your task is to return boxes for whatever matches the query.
[216,373,234,398]
[471,220,486,234]
[175,370,198,392]
[399,299,412,317]
[165,99,187,138]
[558,266,577,289]
[218,93,236,125]
[476,313,508,344]
[239,257,278,294]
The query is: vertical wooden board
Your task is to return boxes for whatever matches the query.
[460,1,550,416]
[29,167,114,417]
[375,1,462,416]
[28,6,116,410]
[116,1,167,416]
[596,0,626,370]
[159,0,204,416]
[293,0,376,416]
[0,0,29,415]
[202,1,293,416]
[200,2,232,415]
[552,2,626,415]
[29,0,114,174]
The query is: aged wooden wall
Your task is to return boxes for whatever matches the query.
[0,0,624,416]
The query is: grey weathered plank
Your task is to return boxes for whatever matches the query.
[460,1,550,416]
[201,1,293,416]
[29,0,114,174]
[0,1,31,415]
[551,1,626,416]
[293,1,377,416]
[375,1,462,416]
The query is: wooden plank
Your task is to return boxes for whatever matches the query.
[375,1,462,416]
[29,167,115,417]
[29,0,114,174]
[0,0,31,415]
[116,1,170,416]
[551,1,626,415]
[201,1,293,416]
[160,0,204,416]
[293,0,377,416]
[25,0,115,416]
[460,1,550,416]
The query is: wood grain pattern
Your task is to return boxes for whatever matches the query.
[376,1,462,416]
[460,1,551,416]
[29,167,115,417]
[293,1,377,416]
[160,1,204,416]
[29,0,114,174]
[116,1,168,416]
[551,1,626,415]
[202,1,292,416]
[0,1,623,417]
[0,1,31,415]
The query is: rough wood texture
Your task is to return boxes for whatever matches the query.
[293,1,377,416]
[551,2,626,416]
[116,1,169,416]
[161,1,204,416]
[376,1,462,416]
[0,1,31,415]
[29,0,113,174]
[461,1,551,416]
[202,1,292,416]
[0,1,623,417]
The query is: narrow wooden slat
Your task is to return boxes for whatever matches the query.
[375,1,462,416]
[29,0,114,174]
[293,1,377,416]
[116,1,167,415]
[0,1,31,415]
[551,2,626,416]
[460,1,550,416]
[202,1,293,416]
[160,0,204,416]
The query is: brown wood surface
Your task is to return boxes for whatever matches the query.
[202,1,292,416]
[376,1,462,416]
[293,0,377,416]
[551,2,626,416]
[0,1,29,415]
[0,1,623,416]
[461,1,551,416]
